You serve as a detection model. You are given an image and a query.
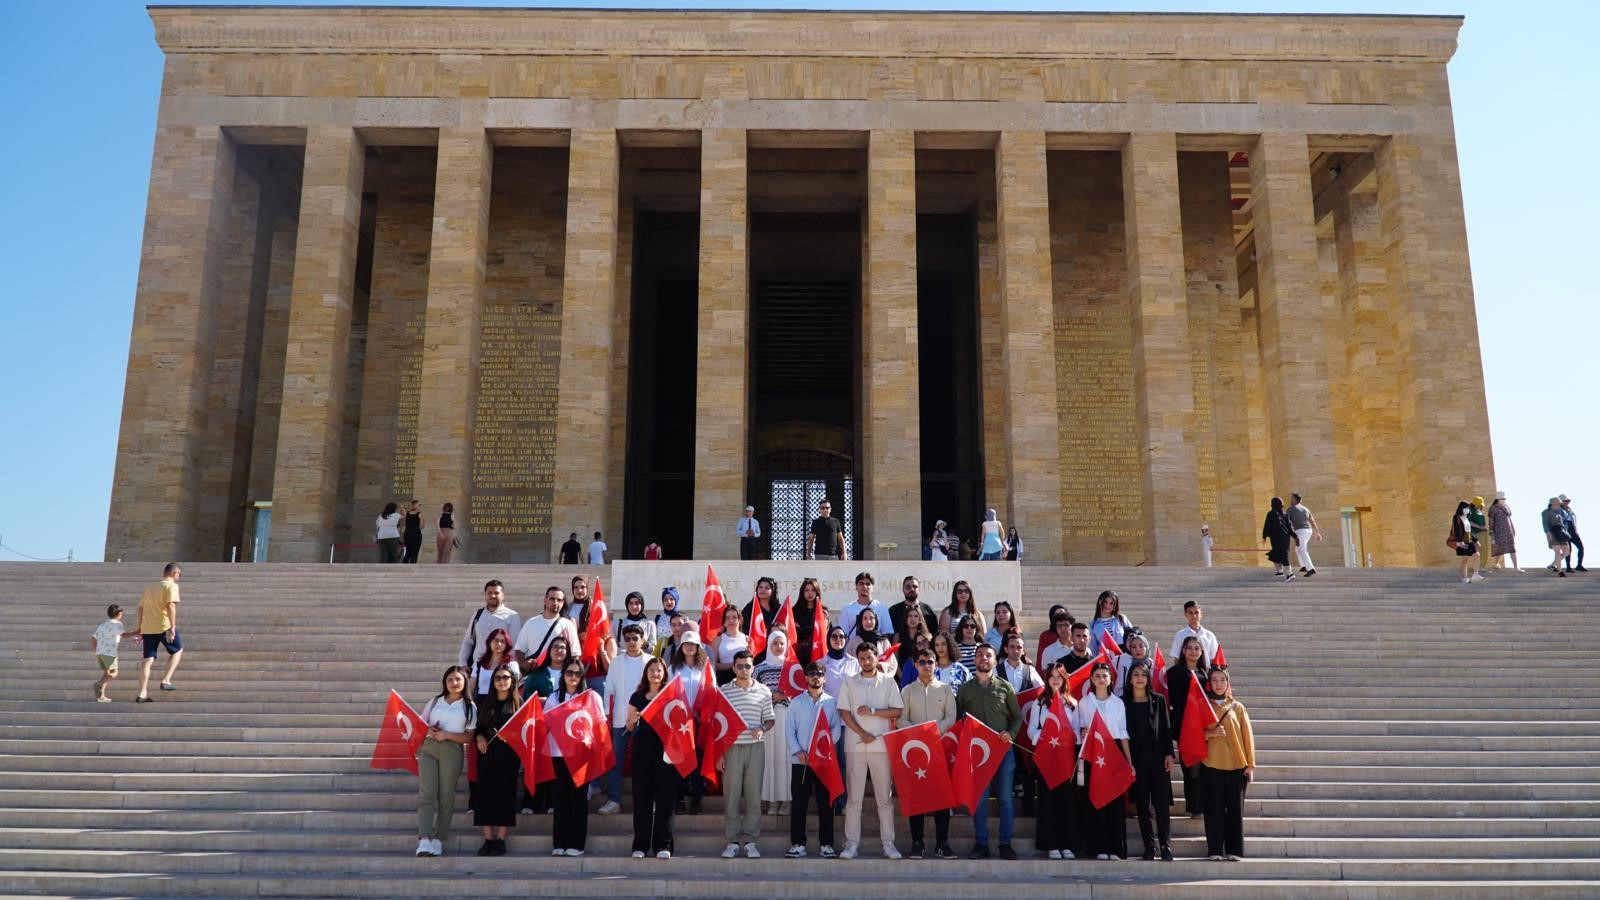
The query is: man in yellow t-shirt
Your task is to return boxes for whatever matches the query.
[134,563,184,702]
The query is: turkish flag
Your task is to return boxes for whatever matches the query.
[809,598,829,664]
[1212,643,1227,668]
[581,578,611,668]
[805,707,846,801]
[1179,669,1221,767]
[546,690,613,786]
[1085,709,1135,809]
[370,690,427,774]
[1098,629,1123,658]
[779,650,808,700]
[641,676,699,777]
[696,659,716,716]
[941,718,964,770]
[697,683,743,789]
[955,716,1008,814]
[498,695,554,792]
[1152,646,1169,699]
[1014,684,1045,751]
[1033,694,1077,789]
[878,642,900,664]
[775,595,799,652]
[698,566,727,645]
[1067,651,1109,699]
[884,721,957,816]
[749,598,768,659]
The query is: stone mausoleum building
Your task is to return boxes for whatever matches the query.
[108,6,1493,567]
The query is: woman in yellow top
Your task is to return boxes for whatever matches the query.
[1200,667,1255,862]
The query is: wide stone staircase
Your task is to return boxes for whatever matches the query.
[0,561,1596,897]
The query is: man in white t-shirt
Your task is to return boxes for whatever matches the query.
[588,531,608,565]
[600,623,653,815]
[836,572,892,642]
[513,586,579,667]
[1169,600,1219,663]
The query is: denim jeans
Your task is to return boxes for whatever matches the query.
[973,746,1015,846]
[606,725,632,803]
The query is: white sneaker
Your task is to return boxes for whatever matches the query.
[429,839,443,856]
[1462,577,1472,584]
[1471,573,1485,582]
[1062,849,1075,859]
[1096,853,1111,860]
[657,850,672,859]
[819,845,837,859]
[1048,849,1062,859]
[552,848,565,857]
[839,843,859,860]
[721,842,739,859]
[564,848,585,857]
[744,842,761,858]
[786,844,807,858]
[598,800,621,815]
[416,838,432,857]
[632,850,645,859]
[882,843,902,860]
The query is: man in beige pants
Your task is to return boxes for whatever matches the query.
[837,642,903,860]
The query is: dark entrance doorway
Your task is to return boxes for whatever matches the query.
[748,212,863,560]
[623,210,698,558]
[917,213,986,547]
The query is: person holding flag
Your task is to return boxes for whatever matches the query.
[668,633,710,814]
[741,576,781,637]
[1166,636,1210,816]
[752,631,796,815]
[837,639,904,859]
[1072,662,1131,860]
[1199,667,1255,861]
[563,577,615,695]
[627,657,686,858]
[712,606,749,686]
[900,647,958,859]
[1113,630,1156,691]
[1122,661,1174,861]
[997,633,1044,817]
[544,662,595,857]
[793,578,829,664]
[415,666,476,858]
[1088,590,1136,655]
[843,608,898,681]
[1026,664,1078,859]
[954,643,1023,860]
[472,664,522,856]
[784,660,841,858]
[718,650,776,858]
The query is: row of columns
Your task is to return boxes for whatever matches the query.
[110,125,1482,566]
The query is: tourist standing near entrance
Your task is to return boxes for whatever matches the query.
[978,509,1007,560]
[587,532,608,565]
[1560,495,1585,572]
[134,563,183,702]
[1451,501,1484,584]
[1261,497,1295,580]
[737,505,762,560]
[1543,497,1572,576]
[402,500,423,563]
[1488,493,1521,572]
[436,503,456,563]
[1468,497,1491,572]
[376,503,402,563]
[1287,493,1321,576]
[559,533,581,565]
[808,500,845,560]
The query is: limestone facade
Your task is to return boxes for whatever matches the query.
[108,8,1493,567]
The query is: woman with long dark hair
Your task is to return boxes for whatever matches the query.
[415,665,475,857]
[670,633,710,815]
[1027,663,1076,859]
[435,502,456,563]
[546,661,592,857]
[1088,591,1134,653]
[473,664,521,855]
[1166,636,1210,816]
[1451,500,1484,584]
[1200,667,1255,861]
[939,581,988,635]
[627,656,682,858]
[376,502,402,563]
[984,601,1018,651]
[402,499,423,563]
[1122,661,1174,861]
[1073,662,1130,860]
[1262,497,1295,580]
[793,578,826,664]
[522,635,571,699]
[713,606,748,686]
[931,630,970,689]
[468,628,518,812]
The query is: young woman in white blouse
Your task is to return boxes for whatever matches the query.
[713,606,748,686]
[1073,662,1131,860]
[375,502,403,564]
[416,666,476,857]
[546,662,592,856]
[1026,663,1077,859]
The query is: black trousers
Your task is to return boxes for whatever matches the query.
[632,758,682,853]
[789,763,835,848]
[1079,770,1127,858]
[740,536,757,560]
[1569,529,1585,568]
[1035,780,1076,852]
[1179,763,1200,814]
[908,808,949,847]
[1200,765,1246,857]
[1129,762,1172,851]
[551,759,588,851]
[403,534,422,563]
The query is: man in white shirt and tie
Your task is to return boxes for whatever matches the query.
[738,505,762,560]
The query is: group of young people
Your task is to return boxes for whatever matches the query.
[409,573,1255,864]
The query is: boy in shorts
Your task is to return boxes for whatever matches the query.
[91,605,132,702]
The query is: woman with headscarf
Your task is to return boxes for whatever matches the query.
[752,630,794,815]
[654,587,681,656]
[819,624,856,816]
[1261,497,1295,580]
[978,508,1007,561]
[1488,493,1521,572]
[1199,667,1255,862]
[1122,660,1174,861]
[616,591,657,652]
[842,609,897,680]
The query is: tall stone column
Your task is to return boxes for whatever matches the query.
[693,129,749,558]
[269,127,365,561]
[863,130,922,558]
[550,129,620,560]
[1247,133,1340,542]
[994,131,1063,564]
[1122,133,1203,564]
[107,125,236,561]
[1376,133,1494,565]
[414,129,493,561]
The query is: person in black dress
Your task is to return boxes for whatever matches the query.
[626,657,683,858]
[402,500,424,564]
[1261,497,1295,580]
[1123,661,1174,860]
[473,664,521,855]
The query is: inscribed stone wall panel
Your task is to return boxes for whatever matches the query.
[746,61,868,100]
[619,61,706,99]
[470,148,568,561]
[1041,62,1124,103]
[356,56,440,97]
[1049,151,1142,564]
[436,56,491,99]
[487,59,573,98]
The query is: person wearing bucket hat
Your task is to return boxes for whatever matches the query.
[1542,498,1572,576]
[1559,496,1585,572]
[1488,492,1521,572]
[1468,497,1491,573]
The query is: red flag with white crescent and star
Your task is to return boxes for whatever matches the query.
[699,566,727,645]
[1212,643,1227,668]
[1152,645,1169,699]
[779,649,808,700]
[1067,651,1109,699]
[1086,709,1135,809]
[370,690,427,774]
[1098,628,1123,659]
[640,675,699,777]
[809,598,829,664]
[580,578,611,668]
[749,597,769,659]
[775,594,799,653]
[806,705,846,801]
[1179,669,1221,767]
[697,681,744,789]
[941,717,964,769]
[497,694,554,791]
[546,690,613,786]
[1013,684,1045,751]
[956,716,1007,814]
[883,721,956,816]
[1033,693,1078,788]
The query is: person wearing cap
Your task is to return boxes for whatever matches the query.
[1542,497,1572,577]
[928,520,950,561]
[1560,496,1585,572]
[1468,497,1491,573]
[1488,493,1521,572]
[737,505,762,561]
[1199,524,1214,567]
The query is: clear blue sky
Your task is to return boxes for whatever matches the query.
[1,0,1594,562]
